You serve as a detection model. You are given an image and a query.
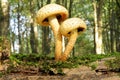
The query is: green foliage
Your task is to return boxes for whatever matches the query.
[90,63,98,70]
[6,53,118,75]
[69,53,112,66]
[0,72,3,78]
[105,53,120,71]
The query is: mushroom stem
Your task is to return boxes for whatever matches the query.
[61,29,78,61]
[48,15,62,61]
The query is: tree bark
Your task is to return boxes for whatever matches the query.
[93,0,104,54]
[30,0,39,54]
[56,0,61,4]
[0,0,9,37]
[116,0,120,52]
[17,0,23,53]
[40,0,51,54]
[0,0,10,68]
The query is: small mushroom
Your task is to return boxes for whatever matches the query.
[36,4,68,61]
[60,18,87,61]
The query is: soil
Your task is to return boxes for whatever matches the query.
[0,57,120,80]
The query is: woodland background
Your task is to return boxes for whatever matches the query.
[0,0,120,57]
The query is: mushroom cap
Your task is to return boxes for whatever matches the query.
[36,4,69,26]
[60,18,87,37]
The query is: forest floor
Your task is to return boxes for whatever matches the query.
[0,57,120,80]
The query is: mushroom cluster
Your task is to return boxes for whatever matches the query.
[36,4,87,61]
[36,4,68,61]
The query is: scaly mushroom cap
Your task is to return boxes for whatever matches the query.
[60,18,87,37]
[36,4,69,26]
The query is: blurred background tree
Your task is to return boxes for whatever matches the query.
[0,0,10,65]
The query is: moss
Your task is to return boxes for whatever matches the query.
[90,63,98,70]
[6,53,119,75]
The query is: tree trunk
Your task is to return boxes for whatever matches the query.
[93,0,104,54]
[17,0,23,53]
[30,0,39,54]
[17,15,22,53]
[116,0,120,52]
[56,0,61,4]
[0,0,10,69]
[0,0,9,37]
[110,10,116,52]
[40,0,51,54]
[69,0,73,18]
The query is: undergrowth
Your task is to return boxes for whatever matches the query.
[1,52,120,76]
[105,53,120,72]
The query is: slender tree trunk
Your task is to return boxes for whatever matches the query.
[110,10,116,52]
[17,0,23,53]
[64,0,67,9]
[108,0,118,53]
[56,0,60,4]
[40,0,51,54]
[26,28,30,53]
[116,0,120,52]
[103,7,110,53]
[69,0,73,18]
[93,0,104,54]
[30,0,39,54]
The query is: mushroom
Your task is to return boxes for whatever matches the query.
[36,4,69,61]
[60,18,87,61]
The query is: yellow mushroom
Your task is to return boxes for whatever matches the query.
[60,18,87,61]
[36,4,69,61]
